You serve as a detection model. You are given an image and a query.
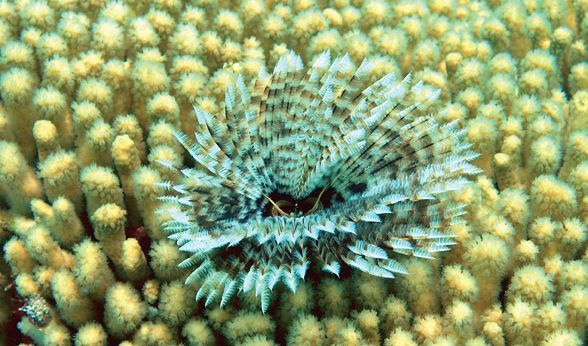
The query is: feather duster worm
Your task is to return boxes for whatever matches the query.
[158,51,480,312]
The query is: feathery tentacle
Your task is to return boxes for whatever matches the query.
[159,51,480,312]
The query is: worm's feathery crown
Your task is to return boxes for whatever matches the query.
[158,51,480,312]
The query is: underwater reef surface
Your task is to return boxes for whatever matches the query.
[0,0,586,345]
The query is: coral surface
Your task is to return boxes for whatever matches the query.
[0,0,586,345]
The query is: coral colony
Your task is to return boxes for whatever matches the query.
[160,51,480,313]
[0,0,586,345]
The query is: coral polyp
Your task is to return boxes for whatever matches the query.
[160,51,480,312]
